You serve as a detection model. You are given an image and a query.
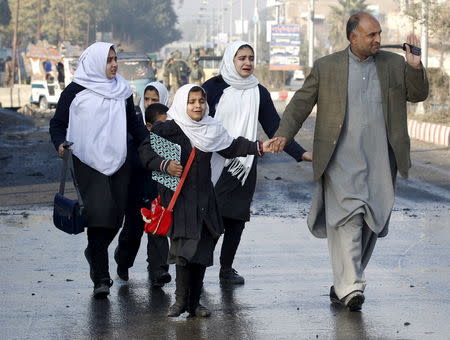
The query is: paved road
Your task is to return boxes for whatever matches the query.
[1,108,449,339]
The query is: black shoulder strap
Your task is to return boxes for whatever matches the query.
[58,142,84,208]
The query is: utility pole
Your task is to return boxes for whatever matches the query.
[10,0,20,88]
[35,0,42,42]
[253,0,259,62]
[229,0,233,40]
[308,0,315,68]
[240,0,244,41]
[62,0,67,42]
[420,0,428,68]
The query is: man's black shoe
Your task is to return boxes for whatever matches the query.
[330,286,365,311]
[93,279,113,299]
[219,268,245,285]
[329,286,341,304]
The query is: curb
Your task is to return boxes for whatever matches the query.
[408,119,450,147]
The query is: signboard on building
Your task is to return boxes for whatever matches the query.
[269,24,300,71]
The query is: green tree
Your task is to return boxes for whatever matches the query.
[404,0,450,69]
[0,0,181,52]
[107,0,181,51]
[327,0,369,52]
[0,0,11,27]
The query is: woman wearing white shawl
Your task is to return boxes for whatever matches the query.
[202,41,312,285]
[49,42,148,299]
[138,84,273,318]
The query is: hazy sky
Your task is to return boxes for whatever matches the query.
[175,0,261,26]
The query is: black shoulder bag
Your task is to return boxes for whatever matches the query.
[53,141,86,234]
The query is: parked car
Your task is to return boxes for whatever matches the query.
[197,56,222,81]
[116,52,156,105]
[29,56,78,110]
[30,76,62,110]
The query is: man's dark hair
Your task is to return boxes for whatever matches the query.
[346,12,371,41]
[145,103,168,124]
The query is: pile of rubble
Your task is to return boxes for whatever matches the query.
[17,103,55,118]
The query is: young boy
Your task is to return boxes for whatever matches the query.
[115,103,170,288]
[145,103,168,131]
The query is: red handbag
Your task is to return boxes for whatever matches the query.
[141,147,196,236]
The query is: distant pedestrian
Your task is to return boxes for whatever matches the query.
[272,12,429,311]
[43,59,52,80]
[49,42,148,299]
[56,61,65,90]
[202,41,312,285]
[138,84,275,317]
[190,60,204,85]
[115,82,172,287]
[4,56,13,87]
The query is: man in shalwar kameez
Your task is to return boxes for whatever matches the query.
[273,12,429,311]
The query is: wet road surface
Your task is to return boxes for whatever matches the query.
[1,108,450,339]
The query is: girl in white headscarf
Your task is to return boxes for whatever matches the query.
[202,41,312,285]
[50,42,148,299]
[138,81,169,121]
[139,84,274,318]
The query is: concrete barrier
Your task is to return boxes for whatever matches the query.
[0,85,31,108]
[408,119,450,146]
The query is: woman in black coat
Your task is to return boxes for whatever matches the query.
[49,42,148,298]
[139,84,274,317]
[202,41,312,284]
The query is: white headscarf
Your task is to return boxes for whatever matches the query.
[210,40,260,185]
[167,84,233,152]
[138,81,169,123]
[67,42,131,176]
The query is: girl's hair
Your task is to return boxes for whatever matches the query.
[235,44,254,56]
[188,86,206,99]
[144,85,159,95]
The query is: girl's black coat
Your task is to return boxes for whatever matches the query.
[202,75,307,221]
[138,120,258,240]
[49,82,148,228]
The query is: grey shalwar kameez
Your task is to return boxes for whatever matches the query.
[319,50,395,299]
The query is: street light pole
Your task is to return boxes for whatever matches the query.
[240,0,244,41]
[254,0,259,61]
[308,0,315,68]
[11,0,20,88]
[420,0,428,68]
[229,0,233,40]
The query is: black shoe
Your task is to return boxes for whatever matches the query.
[114,247,129,281]
[343,291,365,311]
[93,279,113,299]
[167,301,187,317]
[151,271,172,288]
[330,286,365,311]
[219,268,245,285]
[329,286,341,304]
[188,304,211,318]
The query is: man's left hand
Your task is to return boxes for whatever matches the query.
[405,33,422,69]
